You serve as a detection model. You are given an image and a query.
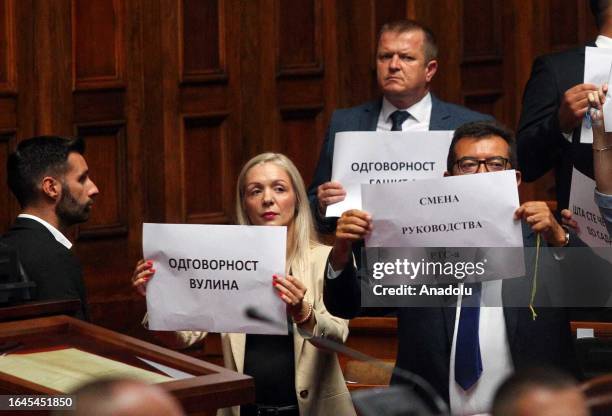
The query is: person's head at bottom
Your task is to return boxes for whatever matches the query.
[491,367,589,416]
[53,377,184,416]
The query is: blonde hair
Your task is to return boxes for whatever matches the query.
[235,153,318,274]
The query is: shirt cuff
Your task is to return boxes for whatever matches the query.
[326,261,343,280]
[595,189,612,209]
[561,131,573,143]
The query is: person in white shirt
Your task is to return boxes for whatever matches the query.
[2,136,99,319]
[324,121,575,414]
[308,19,492,234]
[517,0,612,212]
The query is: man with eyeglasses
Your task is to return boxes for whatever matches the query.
[324,121,575,414]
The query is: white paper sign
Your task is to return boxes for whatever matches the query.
[604,61,612,133]
[362,170,523,247]
[327,131,454,217]
[582,47,612,142]
[568,168,612,263]
[143,223,287,335]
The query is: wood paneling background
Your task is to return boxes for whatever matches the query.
[0,0,599,336]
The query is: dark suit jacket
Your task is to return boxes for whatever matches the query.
[308,95,493,233]
[517,43,596,210]
[323,223,576,404]
[2,217,89,320]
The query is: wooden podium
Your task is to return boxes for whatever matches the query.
[0,314,254,415]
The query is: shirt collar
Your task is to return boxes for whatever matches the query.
[18,214,72,249]
[596,35,612,48]
[381,92,432,124]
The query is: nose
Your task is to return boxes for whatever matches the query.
[389,54,401,70]
[262,187,273,205]
[88,179,100,198]
[476,161,488,174]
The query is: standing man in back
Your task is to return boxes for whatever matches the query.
[3,136,99,320]
[517,0,612,211]
[308,19,492,233]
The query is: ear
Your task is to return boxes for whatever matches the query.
[425,60,438,83]
[41,176,61,200]
[515,170,522,186]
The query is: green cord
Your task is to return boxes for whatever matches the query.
[529,233,541,321]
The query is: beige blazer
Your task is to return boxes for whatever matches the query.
[173,244,356,416]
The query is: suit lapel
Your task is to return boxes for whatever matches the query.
[502,286,520,353]
[429,95,451,131]
[360,99,382,131]
[502,223,536,353]
[228,333,246,373]
[442,304,457,345]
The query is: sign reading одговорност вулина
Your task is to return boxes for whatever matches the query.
[143,223,287,335]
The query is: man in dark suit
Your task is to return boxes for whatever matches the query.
[2,136,99,320]
[308,19,492,233]
[517,0,612,211]
[324,121,575,414]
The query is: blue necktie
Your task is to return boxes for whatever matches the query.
[455,282,482,391]
[390,110,410,131]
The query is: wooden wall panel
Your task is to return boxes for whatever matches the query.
[374,0,407,35]
[160,0,241,230]
[280,107,324,185]
[334,0,376,108]
[462,0,500,61]
[0,98,15,129]
[182,114,231,224]
[0,132,14,231]
[276,0,322,76]
[0,0,15,94]
[549,1,579,51]
[75,123,127,238]
[460,0,505,122]
[72,0,124,90]
[179,0,226,83]
[272,0,337,185]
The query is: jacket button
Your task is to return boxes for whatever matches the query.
[299,390,308,399]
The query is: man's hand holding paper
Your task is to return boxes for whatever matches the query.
[362,170,523,248]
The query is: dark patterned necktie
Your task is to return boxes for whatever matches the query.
[455,282,483,391]
[390,110,410,131]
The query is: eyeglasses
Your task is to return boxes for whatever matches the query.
[455,156,510,174]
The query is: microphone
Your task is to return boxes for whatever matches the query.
[245,307,275,324]
[245,306,449,415]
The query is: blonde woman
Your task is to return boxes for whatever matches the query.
[133,153,355,416]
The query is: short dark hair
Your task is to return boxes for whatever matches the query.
[446,121,517,173]
[590,0,612,29]
[7,135,85,207]
[492,368,578,416]
[378,19,438,62]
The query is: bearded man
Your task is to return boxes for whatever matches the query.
[3,136,99,319]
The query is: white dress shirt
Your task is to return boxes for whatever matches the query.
[596,34,612,48]
[329,89,514,411]
[18,214,72,249]
[377,94,432,131]
[449,281,514,415]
